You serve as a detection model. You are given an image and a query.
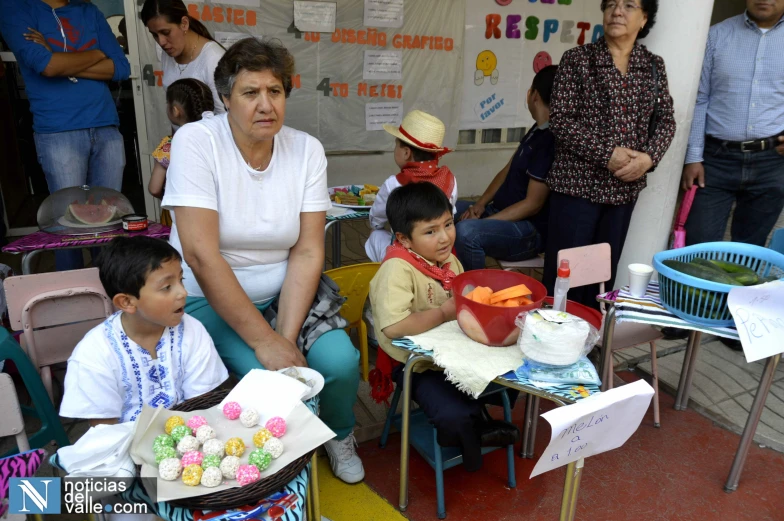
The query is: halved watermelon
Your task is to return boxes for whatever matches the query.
[68,203,117,225]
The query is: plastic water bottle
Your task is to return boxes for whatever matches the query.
[553,259,570,312]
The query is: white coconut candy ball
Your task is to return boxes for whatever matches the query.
[263,437,284,459]
[195,424,217,444]
[219,455,241,479]
[158,458,182,481]
[176,435,200,455]
[203,438,225,458]
[201,466,223,487]
[240,408,260,428]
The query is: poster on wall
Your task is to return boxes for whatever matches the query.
[135,0,463,153]
[460,0,605,130]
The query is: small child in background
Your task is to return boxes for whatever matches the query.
[368,183,518,472]
[60,236,228,425]
[364,110,458,263]
[150,78,215,226]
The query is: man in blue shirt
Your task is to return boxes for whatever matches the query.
[455,66,557,271]
[0,0,130,269]
[682,0,784,248]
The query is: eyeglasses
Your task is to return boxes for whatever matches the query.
[604,1,642,13]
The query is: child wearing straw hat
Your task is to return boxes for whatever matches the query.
[364,110,458,263]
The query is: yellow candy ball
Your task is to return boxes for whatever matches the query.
[164,416,185,435]
[225,437,246,457]
[182,464,203,486]
[252,428,273,448]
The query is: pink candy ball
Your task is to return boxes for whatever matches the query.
[181,451,204,467]
[236,464,260,486]
[186,415,208,434]
[265,417,286,438]
[223,402,242,420]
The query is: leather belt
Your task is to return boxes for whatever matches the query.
[707,135,780,153]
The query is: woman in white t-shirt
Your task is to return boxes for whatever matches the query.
[142,0,225,114]
[162,38,364,485]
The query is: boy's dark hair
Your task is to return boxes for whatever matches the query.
[387,182,453,238]
[97,237,182,299]
[531,65,558,106]
[167,78,215,122]
[396,138,438,163]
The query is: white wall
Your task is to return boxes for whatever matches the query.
[611,0,717,287]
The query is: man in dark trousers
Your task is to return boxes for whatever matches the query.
[0,0,130,269]
[672,0,784,348]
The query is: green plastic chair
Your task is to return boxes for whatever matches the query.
[0,328,69,457]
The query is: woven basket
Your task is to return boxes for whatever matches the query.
[157,389,314,510]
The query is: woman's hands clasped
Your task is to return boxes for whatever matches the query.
[253,332,307,371]
[608,147,653,183]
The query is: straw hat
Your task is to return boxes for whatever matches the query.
[384,110,447,153]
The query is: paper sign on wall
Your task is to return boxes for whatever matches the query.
[728,281,784,363]
[363,50,403,80]
[530,379,654,478]
[294,1,337,33]
[364,0,404,28]
[214,31,253,49]
[366,102,403,131]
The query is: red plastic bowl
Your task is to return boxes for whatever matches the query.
[453,270,547,346]
[543,297,603,331]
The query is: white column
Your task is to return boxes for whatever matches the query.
[615,0,716,287]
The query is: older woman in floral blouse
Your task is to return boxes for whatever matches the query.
[543,0,675,308]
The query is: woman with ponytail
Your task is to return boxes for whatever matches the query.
[149,78,215,225]
[141,0,225,113]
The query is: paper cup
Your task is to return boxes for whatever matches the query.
[628,263,654,298]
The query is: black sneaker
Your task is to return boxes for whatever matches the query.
[661,327,689,340]
[479,420,520,447]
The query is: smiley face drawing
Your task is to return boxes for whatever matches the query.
[475,50,499,86]
[533,51,553,74]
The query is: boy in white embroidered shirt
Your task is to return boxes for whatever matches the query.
[60,237,228,425]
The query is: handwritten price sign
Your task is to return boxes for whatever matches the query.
[728,281,784,363]
[530,380,653,478]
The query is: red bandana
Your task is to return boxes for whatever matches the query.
[395,161,456,199]
[368,242,457,404]
[383,242,456,291]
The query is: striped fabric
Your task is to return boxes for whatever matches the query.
[601,283,739,340]
[391,338,601,402]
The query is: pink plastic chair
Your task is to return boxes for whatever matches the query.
[558,243,663,426]
[0,373,30,454]
[4,268,114,403]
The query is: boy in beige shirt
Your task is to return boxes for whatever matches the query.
[369,182,518,472]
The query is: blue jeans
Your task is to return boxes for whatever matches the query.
[34,126,125,271]
[454,200,542,271]
[685,140,784,246]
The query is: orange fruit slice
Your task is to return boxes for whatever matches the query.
[489,284,532,305]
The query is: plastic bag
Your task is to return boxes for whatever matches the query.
[514,356,602,386]
[515,310,600,367]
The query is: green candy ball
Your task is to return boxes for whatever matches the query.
[248,449,272,472]
[170,425,191,443]
[201,454,221,470]
[153,434,174,453]
[155,446,177,465]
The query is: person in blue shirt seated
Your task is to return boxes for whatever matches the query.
[455,65,557,271]
[0,0,130,270]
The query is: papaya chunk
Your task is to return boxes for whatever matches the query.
[489,284,532,305]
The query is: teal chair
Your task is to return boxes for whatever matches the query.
[0,329,69,457]
[380,383,516,519]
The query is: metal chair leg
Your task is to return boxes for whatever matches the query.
[649,340,661,427]
[433,429,446,519]
[380,385,402,448]
[501,390,516,488]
